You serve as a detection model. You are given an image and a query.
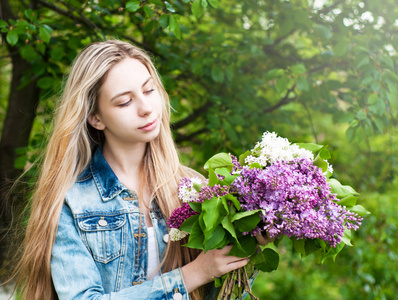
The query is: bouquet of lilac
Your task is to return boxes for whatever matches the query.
[167,132,368,299]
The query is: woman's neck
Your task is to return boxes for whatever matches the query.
[102,141,147,192]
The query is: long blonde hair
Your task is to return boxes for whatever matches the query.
[13,40,203,300]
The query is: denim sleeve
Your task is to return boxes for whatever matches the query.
[51,204,188,300]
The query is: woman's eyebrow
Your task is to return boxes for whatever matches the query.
[142,76,152,87]
[110,77,153,102]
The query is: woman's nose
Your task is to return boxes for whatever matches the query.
[137,97,153,117]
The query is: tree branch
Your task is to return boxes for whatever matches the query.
[261,85,296,114]
[174,127,209,144]
[36,0,161,57]
[318,0,343,15]
[171,102,213,131]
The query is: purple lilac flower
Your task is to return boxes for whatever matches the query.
[167,203,199,229]
[231,154,242,173]
[198,184,229,202]
[231,158,363,247]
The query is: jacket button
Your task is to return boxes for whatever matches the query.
[163,234,169,243]
[98,219,108,226]
[173,292,182,300]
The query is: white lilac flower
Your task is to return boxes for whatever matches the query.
[169,228,189,241]
[245,131,314,167]
[178,177,203,203]
[326,161,334,175]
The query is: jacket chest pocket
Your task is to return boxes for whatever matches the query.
[77,214,126,264]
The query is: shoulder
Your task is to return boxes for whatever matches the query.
[64,164,100,213]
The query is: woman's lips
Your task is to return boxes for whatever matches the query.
[139,119,157,131]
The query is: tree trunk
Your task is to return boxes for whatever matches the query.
[0,0,40,274]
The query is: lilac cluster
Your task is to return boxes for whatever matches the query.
[168,182,230,230]
[198,184,229,202]
[231,158,362,247]
[167,203,198,229]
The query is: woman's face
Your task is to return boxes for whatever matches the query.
[89,58,163,148]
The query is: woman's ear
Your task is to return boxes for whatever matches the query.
[87,113,105,130]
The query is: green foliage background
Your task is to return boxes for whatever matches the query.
[0,0,397,298]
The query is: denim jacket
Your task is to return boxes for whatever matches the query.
[51,148,197,300]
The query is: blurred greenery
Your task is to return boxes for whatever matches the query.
[0,0,397,298]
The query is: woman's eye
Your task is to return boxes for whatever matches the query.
[144,88,155,94]
[118,100,131,107]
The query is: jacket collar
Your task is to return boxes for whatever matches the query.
[90,147,129,202]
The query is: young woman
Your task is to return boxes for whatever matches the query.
[13,40,259,300]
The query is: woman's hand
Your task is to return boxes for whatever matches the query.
[181,245,249,293]
[255,231,275,246]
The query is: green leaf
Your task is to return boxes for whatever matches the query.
[39,25,53,43]
[126,0,141,12]
[204,225,226,251]
[204,153,233,170]
[164,1,175,13]
[333,39,348,57]
[338,195,358,207]
[234,213,262,232]
[314,24,332,41]
[159,14,169,29]
[296,143,323,153]
[184,220,204,249]
[276,74,289,94]
[211,67,224,83]
[221,216,238,241]
[319,242,345,263]
[229,234,257,257]
[143,5,153,17]
[345,127,356,142]
[6,30,18,46]
[169,15,181,39]
[341,228,353,246]
[231,209,261,222]
[192,0,205,19]
[150,0,163,5]
[328,178,359,198]
[37,77,54,90]
[225,194,241,210]
[208,166,218,186]
[296,76,309,92]
[202,197,228,236]
[193,182,202,192]
[319,146,331,160]
[214,277,222,288]
[20,45,40,62]
[14,155,28,169]
[215,168,237,185]
[373,118,384,133]
[265,68,284,80]
[349,119,359,128]
[304,239,321,256]
[348,205,371,217]
[290,63,307,75]
[356,110,367,120]
[208,0,218,8]
[252,248,279,272]
[238,150,250,166]
[179,214,199,232]
[188,202,202,213]
[313,153,328,172]
[368,93,378,105]
[0,20,8,28]
[292,238,306,256]
[50,46,64,61]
